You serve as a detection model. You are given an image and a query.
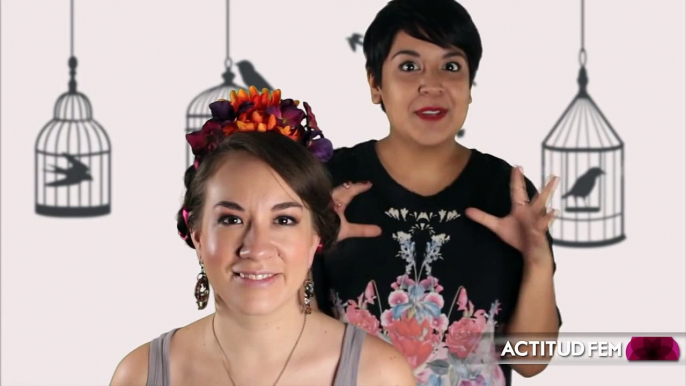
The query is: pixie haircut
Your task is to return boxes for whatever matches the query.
[363,0,483,88]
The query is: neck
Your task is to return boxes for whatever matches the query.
[376,133,469,195]
[377,132,464,171]
[210,299,307,363]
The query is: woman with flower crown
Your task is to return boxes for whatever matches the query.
[311,1,563,386]
[110,88,415,386]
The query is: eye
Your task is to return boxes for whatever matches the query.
[275,216,297,226]
[218,215,243,225]
[400,61,419,72]
[445,62,461,72]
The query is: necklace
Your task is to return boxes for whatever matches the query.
[211,313,307,386]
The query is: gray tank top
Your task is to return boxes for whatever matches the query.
[146,323,367,386]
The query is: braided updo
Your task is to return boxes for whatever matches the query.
[176,131,339,253]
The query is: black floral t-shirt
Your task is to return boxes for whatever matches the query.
[312,140,561,386]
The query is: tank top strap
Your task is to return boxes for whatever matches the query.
[333,323,367,386]
[146,329,178,386]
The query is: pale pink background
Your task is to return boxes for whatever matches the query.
[2,0,685,384]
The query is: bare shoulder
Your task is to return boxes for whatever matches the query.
[110,342,150,386]
[357,332,416,386]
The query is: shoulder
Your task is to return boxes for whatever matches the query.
[471,149,539,190]
[357,331,416,386]
[467,149,542,211]
[110,341,151,386]
[324,140,376,185]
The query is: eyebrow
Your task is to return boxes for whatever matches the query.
[214,201,303,211]
[391,49,466,60]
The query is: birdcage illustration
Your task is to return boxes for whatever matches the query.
[35,1,111,218]
[186,0,276,168]
[186,65,246,168]
[541,0,625,247]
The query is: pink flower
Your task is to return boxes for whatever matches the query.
[380,310,395,327]
[457,287,474,315]
[420,276,444,293]
[364,281,376,305]
[431,314,450,332]
[346,305,380,335]
[386,317,438,369]
[389,290,410,306]
[391,275,415,290]
[446,317,486,359]
[423,292,444,309]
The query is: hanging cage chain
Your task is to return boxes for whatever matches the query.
[70,0,74,57]
[578,0,587,67]
[68,0,78,93]
[225,0,233,68]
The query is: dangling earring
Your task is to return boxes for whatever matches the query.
[195,262,210,310]
[302,269,315,315]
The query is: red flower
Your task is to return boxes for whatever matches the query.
[445,317,486,359]
[385,317,439,369]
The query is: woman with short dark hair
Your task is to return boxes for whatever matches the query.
[313,1,563,385]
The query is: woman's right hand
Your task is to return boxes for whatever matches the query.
[331,181,382,241]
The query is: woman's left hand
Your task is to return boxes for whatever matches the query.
[465,166,559,265]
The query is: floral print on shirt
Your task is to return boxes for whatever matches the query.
[329,208,506,386]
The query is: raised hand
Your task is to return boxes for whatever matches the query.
[332,181,383,241]
[465,166,559,263]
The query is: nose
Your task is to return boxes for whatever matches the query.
[419,69,444,95]
[237,222,275,260]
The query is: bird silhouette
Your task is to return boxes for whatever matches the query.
[236,60,272,91]
[561,167,604,206]
[45,153,92,187]
[347,33,363,52]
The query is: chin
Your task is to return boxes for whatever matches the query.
[409,129,459,147]
[229,295,286,316]
[224,282,290,316]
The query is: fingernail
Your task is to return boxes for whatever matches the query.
[517,165,524,173]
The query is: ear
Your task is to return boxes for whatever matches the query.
[367,71,382,105]
[190,225,202,255]
[308,233,321,267]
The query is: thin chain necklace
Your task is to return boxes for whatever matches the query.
[211,313,307,386]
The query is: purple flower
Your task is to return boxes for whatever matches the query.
[308,138,333,162]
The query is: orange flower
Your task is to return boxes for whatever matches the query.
[230,86,281,113]
[276,125,304,141]
[230,86,283,132]
[222,122,238,136]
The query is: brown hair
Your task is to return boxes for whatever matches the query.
[177,131,339,253]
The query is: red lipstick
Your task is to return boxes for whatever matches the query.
[415,107,447,121]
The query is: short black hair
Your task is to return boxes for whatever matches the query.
[363,0,483,88]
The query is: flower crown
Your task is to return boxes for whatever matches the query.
[186,86,333,168]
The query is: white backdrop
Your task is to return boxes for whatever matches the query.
[1,0,685,384]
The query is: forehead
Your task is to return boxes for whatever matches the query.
[389,30,466,57]
[205,153,302,204]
